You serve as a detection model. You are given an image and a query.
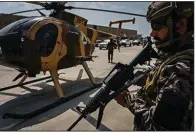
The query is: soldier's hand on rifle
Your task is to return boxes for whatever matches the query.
[114,91,130,107]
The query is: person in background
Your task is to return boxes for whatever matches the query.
[146,36,153,65]
[107,38,116,63]
[117,37,121,52]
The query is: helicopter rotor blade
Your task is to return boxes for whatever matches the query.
[26,2,68,10]
[25,2,46,7]
[60,2,68,5]
[0,8,45,16]
[36,9,46,16]
[52,1,68,6]
[64,6,146,17]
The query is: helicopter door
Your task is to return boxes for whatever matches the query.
[35,23,58,57]
[66,25,81,56]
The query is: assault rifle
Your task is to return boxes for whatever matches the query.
[67,43,158,131]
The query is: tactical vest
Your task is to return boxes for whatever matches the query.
[145,49,194,130]
[145,49,193,93]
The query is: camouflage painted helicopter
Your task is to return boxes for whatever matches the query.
[0,2,146,119]
[0,2,117,97]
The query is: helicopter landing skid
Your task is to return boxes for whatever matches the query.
[2,83,102,119]
[0,75,54,92]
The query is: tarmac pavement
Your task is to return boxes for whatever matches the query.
[0,45,154,131]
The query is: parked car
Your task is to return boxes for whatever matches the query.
[94,40,102,47]
[119,39,132,47]
[99,39,117,50]
[99,39,110,50]
[132,39,141,46]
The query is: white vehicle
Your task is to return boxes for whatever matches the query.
[94,40,102,47]
[132,39,141,46]
[99,39,110,50]
[119,39,132,47]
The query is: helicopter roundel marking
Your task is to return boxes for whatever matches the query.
[79,33,86,56]
[76,25,87,56]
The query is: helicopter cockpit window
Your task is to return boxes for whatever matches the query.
[0,17,45,36]
[35,23,58,57]
[12,17,45,32]
[0,18,30,35]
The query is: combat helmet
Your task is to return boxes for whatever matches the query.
[146,2,194,52]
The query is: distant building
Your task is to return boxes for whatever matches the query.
[88,24,138,40]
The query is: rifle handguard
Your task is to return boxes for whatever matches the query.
[67,43,158,130]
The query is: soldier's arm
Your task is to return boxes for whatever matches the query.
[125,60,193,130]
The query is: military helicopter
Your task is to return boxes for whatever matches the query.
[0,2,146,119]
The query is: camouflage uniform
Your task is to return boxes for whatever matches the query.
[124,34,194,131]
[120,2,194,130]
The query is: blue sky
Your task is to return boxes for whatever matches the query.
[0,2,151,37]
